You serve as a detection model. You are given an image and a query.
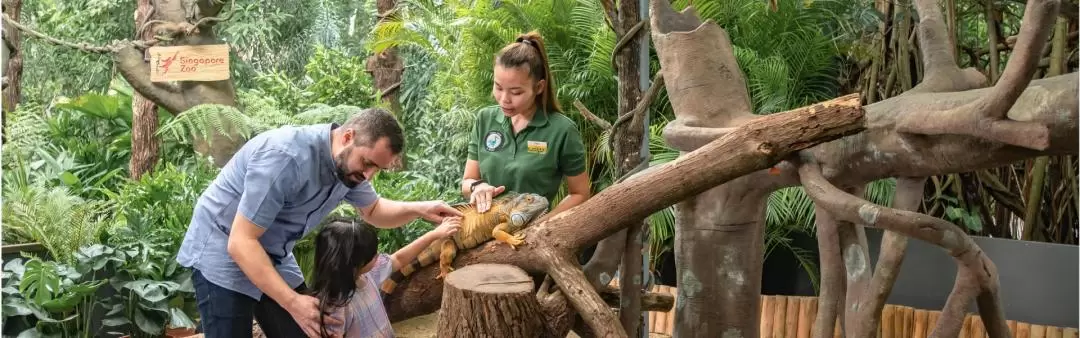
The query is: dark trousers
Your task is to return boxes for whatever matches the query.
[192,269,308,338]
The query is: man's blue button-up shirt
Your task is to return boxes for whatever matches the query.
[176,123,379,300]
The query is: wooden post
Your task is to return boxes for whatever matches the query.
[436,264,552,338]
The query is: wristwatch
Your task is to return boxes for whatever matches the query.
[469,179,486,192]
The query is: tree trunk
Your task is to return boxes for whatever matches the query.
[129,0,159,179]
[436,264,557,338]
[2,0,23,144]
[367,0,403,116]
[583,0,647,292]
[111,0,242,167]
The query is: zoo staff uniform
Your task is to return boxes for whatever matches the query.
[175,123,380,338]
[468,105,587,203]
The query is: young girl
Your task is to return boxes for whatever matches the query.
[308,217,461,338]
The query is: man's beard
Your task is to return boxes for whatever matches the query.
[334,147,364,188]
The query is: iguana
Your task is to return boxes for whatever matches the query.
[379,191,550,295]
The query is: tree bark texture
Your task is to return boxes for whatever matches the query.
[384,90,867,336]
[2,0,23,142]
[367,0,403,116]
[436,264,554,338]
[129,0,160,179]
[112,0,242,167]
[582,0,647,296]
[645,0,1074,336]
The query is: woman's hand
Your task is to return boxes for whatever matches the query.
[470,183,506,212]
[433,217,462,238]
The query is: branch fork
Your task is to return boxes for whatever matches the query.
[899,0,1061,151]
[798,160,1010,337]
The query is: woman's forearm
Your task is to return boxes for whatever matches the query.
[547,192,589,218]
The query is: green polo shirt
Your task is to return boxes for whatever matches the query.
[467,105,587,203]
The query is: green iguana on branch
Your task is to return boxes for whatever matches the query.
[379,191,550,295]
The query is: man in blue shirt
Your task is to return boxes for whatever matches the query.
[176,108,463,338]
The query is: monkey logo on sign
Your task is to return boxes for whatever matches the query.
[157,51,180,75]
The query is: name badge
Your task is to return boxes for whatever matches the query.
[527,141,548,154]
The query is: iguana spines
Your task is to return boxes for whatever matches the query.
[379,191,549,295]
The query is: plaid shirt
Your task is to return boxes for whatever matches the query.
[332,253,395,338]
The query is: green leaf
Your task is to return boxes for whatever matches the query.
[59,171,79,186]
[945,206,963,220]
[964,214,984,232]
[123,280,179,303]
[16,328,43,338]
[134,308,165,334]
[2,297,35,316]
[169,307,197,329]
[101,316,131,327]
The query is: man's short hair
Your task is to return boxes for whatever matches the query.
[343,107,405,154]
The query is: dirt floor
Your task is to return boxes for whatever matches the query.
[391,311,672,338]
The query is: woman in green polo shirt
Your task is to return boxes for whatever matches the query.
[461,30,591,217]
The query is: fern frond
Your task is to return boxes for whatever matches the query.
[156,104,258,145]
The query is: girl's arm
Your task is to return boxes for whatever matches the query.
[390,218,462,270]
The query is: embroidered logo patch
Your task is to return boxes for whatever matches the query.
[527,141,548,154]
[484,131,505,151]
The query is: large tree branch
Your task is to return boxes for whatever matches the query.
[799,161,1009,338]
[898,0,1061,150]
[807,73,1077,187]
[1,13,156,53]
[385,94,866,324]
[849,177,926,337]
[114,45,188,114]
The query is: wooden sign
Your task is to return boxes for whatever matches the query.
[149,44,231,82]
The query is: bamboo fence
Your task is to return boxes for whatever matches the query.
[609,281,1078,337]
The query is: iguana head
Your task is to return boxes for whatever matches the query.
[498,192,550,231]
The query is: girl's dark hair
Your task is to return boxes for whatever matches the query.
[309,221,379,338]
[496,30,562,113]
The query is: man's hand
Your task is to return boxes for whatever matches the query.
[285,293,343,338]
[416,201,465,223]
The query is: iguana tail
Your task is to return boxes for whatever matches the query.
[379,242,442,295]
[379,202,473,296]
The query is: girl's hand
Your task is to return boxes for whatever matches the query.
[470,183,506,212]
[434,217,462,238]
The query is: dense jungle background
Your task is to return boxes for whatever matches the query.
[1,0,1076,336]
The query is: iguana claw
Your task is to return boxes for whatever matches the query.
[436,266,454,279]
[505,234,526,250]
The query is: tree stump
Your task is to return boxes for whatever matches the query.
[436,264,551,337]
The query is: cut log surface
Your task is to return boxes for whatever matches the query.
[436,264,549,338]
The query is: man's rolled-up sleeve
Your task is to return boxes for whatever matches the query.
[344,181,380,208]
[237,149,301,229]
